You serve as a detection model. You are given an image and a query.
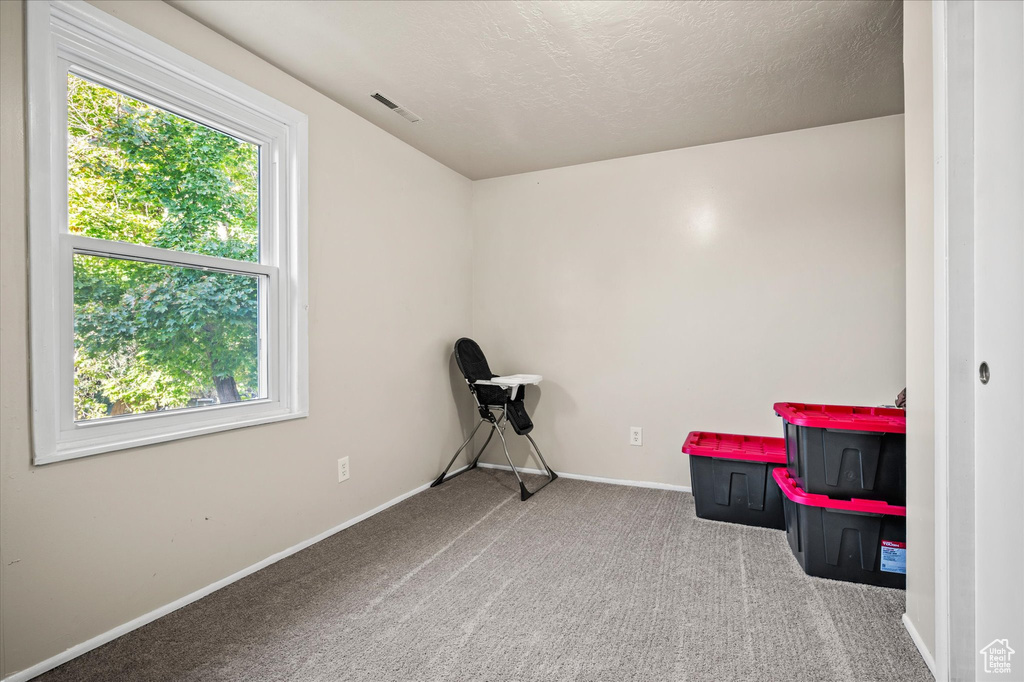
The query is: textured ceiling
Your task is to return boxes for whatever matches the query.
[167,0,904,180]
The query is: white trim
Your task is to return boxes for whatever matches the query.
[476,462,692,493]
[67,235,278,277]
[932,1,980,679]
[33,406,303,465]
[0,470,460,682]
[26,0,309,464]
[931,3,951,679]
[903,613,939,680]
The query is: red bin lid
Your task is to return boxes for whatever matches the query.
[772,467,906,516]
[682,431,787,464]
[773,402,906,434]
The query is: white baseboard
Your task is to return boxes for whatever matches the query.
[902,612,937,680]
[0,468,468,682]
[476,461,692,493]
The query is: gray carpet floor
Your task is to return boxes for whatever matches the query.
[36,470,932,682]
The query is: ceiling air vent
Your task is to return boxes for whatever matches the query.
[370,92,421,123]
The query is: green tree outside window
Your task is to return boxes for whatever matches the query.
[68,74,261,420]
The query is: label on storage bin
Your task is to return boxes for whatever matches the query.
[880,540,907,574]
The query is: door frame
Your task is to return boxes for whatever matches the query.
[932,1,1024,679]
[932,1,977,680]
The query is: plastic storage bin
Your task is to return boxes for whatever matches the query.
[773,467,906,589]
[683,432,787,530]
[774,402,907,505]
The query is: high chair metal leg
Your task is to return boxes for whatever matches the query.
[431,419,488,488]
[469,428,495,468]
[525,433,557,478]
[493,423,558,501]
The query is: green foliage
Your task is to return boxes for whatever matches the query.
[69,74,261,420]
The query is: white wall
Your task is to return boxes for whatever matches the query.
[0,1,472,677]
[470,116,906,486]
[902,0,936,666]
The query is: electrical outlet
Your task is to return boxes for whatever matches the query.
[630,427,643,446]
[337,457,350,482]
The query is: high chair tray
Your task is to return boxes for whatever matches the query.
[475,374,542,387]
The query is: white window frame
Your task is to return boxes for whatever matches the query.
[27,0,308,465]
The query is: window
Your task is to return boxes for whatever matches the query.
[27,1,308,464]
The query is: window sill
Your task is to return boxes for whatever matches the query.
[36,404,308,465]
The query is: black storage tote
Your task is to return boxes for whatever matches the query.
[774,402,906,504]
[774,467,906,589]
[683,431,787,530]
